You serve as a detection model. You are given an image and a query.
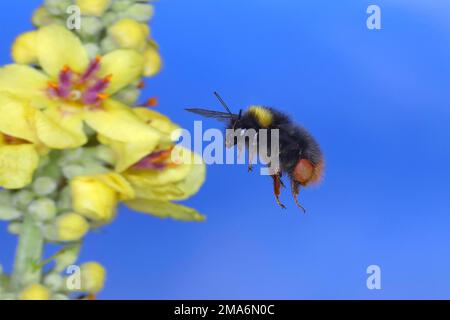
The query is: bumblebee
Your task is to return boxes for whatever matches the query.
[186,92,324,212]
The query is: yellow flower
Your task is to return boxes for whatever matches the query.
[56,213,90,241]
[120,109,206,221]
[20,284,50,300]
[0,93,41,189]
[75,0,112,17]
[2,24,160,154]
[108,19,147,51]
[80,262,106,294]
[71,172,134,222]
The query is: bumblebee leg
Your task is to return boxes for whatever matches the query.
[291,180,306,213]
[279,172,286,188]
[248,148,256,172]
[271,174,286,209]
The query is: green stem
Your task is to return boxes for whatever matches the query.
[10,213,44,290]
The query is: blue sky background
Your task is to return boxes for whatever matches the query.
[1,0,450,299]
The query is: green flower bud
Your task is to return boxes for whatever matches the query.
[61,148,84,163]
[0,191,12,205]
[95,145,116,165]
[84,43,101,59]
[100,36,119,53]
[37,155,51,169]
[114,86,140,105]
[28,198,57,221]
[123,3,154,22]
[54,244,81,273]
[33,177,58,196]
[111,0,132,12]
[77,16,104,39]
[44,0,73,15]
[0,205,22,221]
[102,11,119,26]
[0,292,16,300]
[7,222,22,235]
[12,190,35,210]
[57,186,72,211]
[52,293,69,300]
[32,6,54,27]
[44,273,64,292]
[62,164,85,179]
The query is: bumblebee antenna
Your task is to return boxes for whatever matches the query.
[213,91,232,115]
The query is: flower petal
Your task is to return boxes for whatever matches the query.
[98,49,144,94]
[35,107,87,149]
[0,144,39,189]
[98,134,160,173]
[12,31,39,64]
[124,147,197,186]
[125,199,205,222]
[92,172,135,200]
[37,24,89,78]
[133,107,180,138]
[125,149,205,201]
[0,64,50,109]
[85,99,161,171]
[0,92,38,143]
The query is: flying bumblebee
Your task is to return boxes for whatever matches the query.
[186,92,324,212]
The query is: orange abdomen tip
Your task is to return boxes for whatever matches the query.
[294,159,324,186]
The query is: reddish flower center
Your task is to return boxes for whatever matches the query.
[133,146,177,170]
[46,56,112,107]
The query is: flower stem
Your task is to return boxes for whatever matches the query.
[10,213,44,290]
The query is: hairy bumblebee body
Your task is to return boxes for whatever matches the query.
[186,93,324,212]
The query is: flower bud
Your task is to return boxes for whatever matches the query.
[7,222,22,235]
[122,4,154,22]
[12,190,35,210]
[32,6,54,27]
[75,0,112,17]
[62,164,85,179]
[114,86,140,105]
[0,191,11,205]
[84,43,101,59]
[77,16,104,39]
[100,36,119,53]
[111,0,132,12]
[28,198,57,221]
[44,0,73,15]
[20,284,50,300]
[143,46,162,77]
[56,213,89,242]
[57,186,72,211]
[80,262,106,294]
[95,145,116,165]
[71,177,117,222]
[44,273,64,292]
[108,18,147,50]
[54,243,81,273]
[12,31,38,64]
[52,293,69,300]
[102,11,119,26]
[0,205,22,221]
[32,177,57,196]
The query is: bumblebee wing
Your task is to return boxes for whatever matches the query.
[185,108,238,122]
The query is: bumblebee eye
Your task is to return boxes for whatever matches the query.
[294,159,314,185]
